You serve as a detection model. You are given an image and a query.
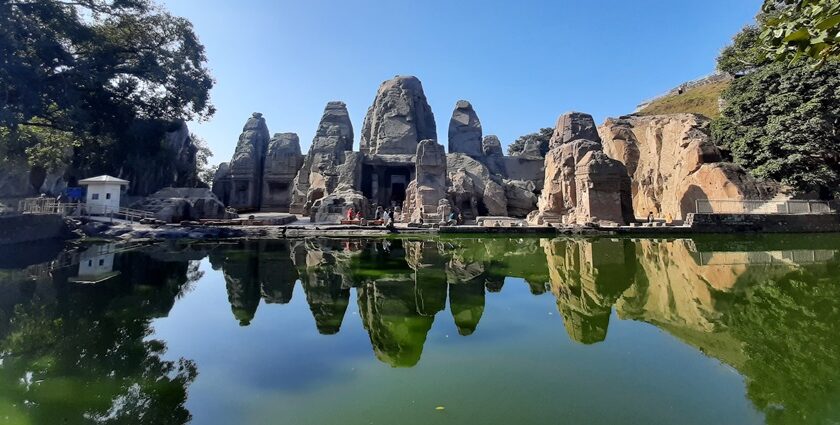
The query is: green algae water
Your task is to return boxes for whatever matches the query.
[1,235,840,425]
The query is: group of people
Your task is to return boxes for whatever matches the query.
[346,205,398,229]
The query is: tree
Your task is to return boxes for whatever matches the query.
[760,0,840,66]
[507,127,553,157]
[718,26,769,75]
[712,25,840,198]
[190,132,215,185]
[0,0,214,168]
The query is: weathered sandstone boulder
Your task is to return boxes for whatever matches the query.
[448,100,483,157]
[261,133,304,211]
[531,112,633,225]
[549,112,601,150]
[481,135,506,176]
[405,140,447,222]
[211,162,231,203]
[599,114,779,221]
[290,102,354,215]
[482,135,504,157]
[446,153,507,218]
[503,179,538,217]
[312,152,369,223]
[360,76,437,155]
[131,187,230,223]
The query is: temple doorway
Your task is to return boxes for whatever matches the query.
[361,162,415,208]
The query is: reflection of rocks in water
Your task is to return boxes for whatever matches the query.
[485,275,505,293]
[257,242,298,304]
[615,239,809,334]
[292,240,351,334]
[543,238,635,344]
[209,241,302,324]
[349,239,413,284]
[446,256,485,284]
[358,279,434,367]
[300,274,350,335]
[210,243,262,326]
[405,241,448,316]
[449,280,485,336]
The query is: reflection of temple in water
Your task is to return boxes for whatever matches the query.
[4,237,839,423]
[200,234,840,409]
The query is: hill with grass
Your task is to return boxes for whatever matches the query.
[635,75,731,119]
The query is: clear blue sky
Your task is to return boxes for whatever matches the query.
[160,0,762,165]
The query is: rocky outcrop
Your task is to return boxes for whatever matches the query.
[530,112,633,225]
[503,179,538,217]
[549,112,601,150]
[599,114,780,221]
[543,238,635,344]
[290,102,355,216]
[214,113,271,211]
[261,133,304,211]
[131,187,231,223]
[481,135,506,176]
[446,153,508,218]
[360,76,437,155]
[1,120,197,200]
[312,151,369,223]
[448,100,483,157]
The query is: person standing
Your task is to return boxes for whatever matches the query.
[347,207,355,221]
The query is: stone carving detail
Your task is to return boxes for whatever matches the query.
[530,112,633,225]
[262,133,304,211]
[290,101,355,215]
[360,76,437,155]
[448,100,483,158]
[405,139,447,222]
[599,114,780,221]
[228,113,271,210]
[212,113,271,211]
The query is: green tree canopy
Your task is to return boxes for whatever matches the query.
[713,24,840,198]
[0,0,214,167]
[760,0,840,65]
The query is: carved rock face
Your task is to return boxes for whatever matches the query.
[599,114,780,221]
[549,112,601,150]
[290,102,355,215]
[360,76,437,155]
[532,111,633,225]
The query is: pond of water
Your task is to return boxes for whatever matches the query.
[1,235,839,424]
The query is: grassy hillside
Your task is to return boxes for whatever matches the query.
[636,80,730,118]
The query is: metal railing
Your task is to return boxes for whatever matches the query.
[18,198,154,222]
[695,199,833,215]
[18,198,83,216]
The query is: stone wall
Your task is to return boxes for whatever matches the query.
[687,213,840,233]
[0,214,73,245]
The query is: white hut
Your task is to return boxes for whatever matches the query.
[79,175,129,215]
